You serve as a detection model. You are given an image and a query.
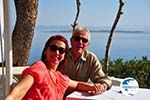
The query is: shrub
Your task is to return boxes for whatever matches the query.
[101,56,150,89]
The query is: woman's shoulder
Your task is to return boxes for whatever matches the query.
[22,61,47,80]
[29,61,46,70]
[30,60,45,66]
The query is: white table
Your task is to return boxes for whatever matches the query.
[66,86,150,100]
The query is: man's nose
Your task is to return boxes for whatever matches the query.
[79,39,83,43]
[54,49,60,55]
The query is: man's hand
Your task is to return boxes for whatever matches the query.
[88,83,108,94]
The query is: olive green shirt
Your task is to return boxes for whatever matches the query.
[59,49,112,89]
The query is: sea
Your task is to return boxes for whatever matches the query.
[27,26,150,65]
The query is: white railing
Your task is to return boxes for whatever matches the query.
[0,66,28,75]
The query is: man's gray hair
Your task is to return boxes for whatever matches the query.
[72,26,91,41]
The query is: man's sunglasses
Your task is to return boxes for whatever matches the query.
[72,36,88,43]
[49,45,66,54]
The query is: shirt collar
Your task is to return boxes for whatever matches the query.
[81,51,86,61]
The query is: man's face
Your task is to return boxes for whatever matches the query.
[71,32,90,54]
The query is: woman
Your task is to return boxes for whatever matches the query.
[5,35,104,100]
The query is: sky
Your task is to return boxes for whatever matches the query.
[1,0,150,31]
[0,0,150,62]
[36,0,150,30]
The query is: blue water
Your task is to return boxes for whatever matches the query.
[27,26,150,64]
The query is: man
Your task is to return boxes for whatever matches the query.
[58,26,112,94]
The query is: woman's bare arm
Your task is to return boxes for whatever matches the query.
[5,74,34,100]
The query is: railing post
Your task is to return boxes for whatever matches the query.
[3,0,13,96]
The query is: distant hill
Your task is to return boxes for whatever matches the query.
[35,25,148,33]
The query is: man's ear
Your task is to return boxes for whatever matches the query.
[70,37,73,41]
[70,37,73,44]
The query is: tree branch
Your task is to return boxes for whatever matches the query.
[103,0,125,74]
[71,0,81,30]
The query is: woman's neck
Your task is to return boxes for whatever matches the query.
[45,61,57,71]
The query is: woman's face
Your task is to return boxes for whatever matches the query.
[45,40,66,66]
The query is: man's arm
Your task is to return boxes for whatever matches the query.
[90,53,112,90]
[68,79,107,94]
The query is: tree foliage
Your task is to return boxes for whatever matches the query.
[102,56,150,89]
